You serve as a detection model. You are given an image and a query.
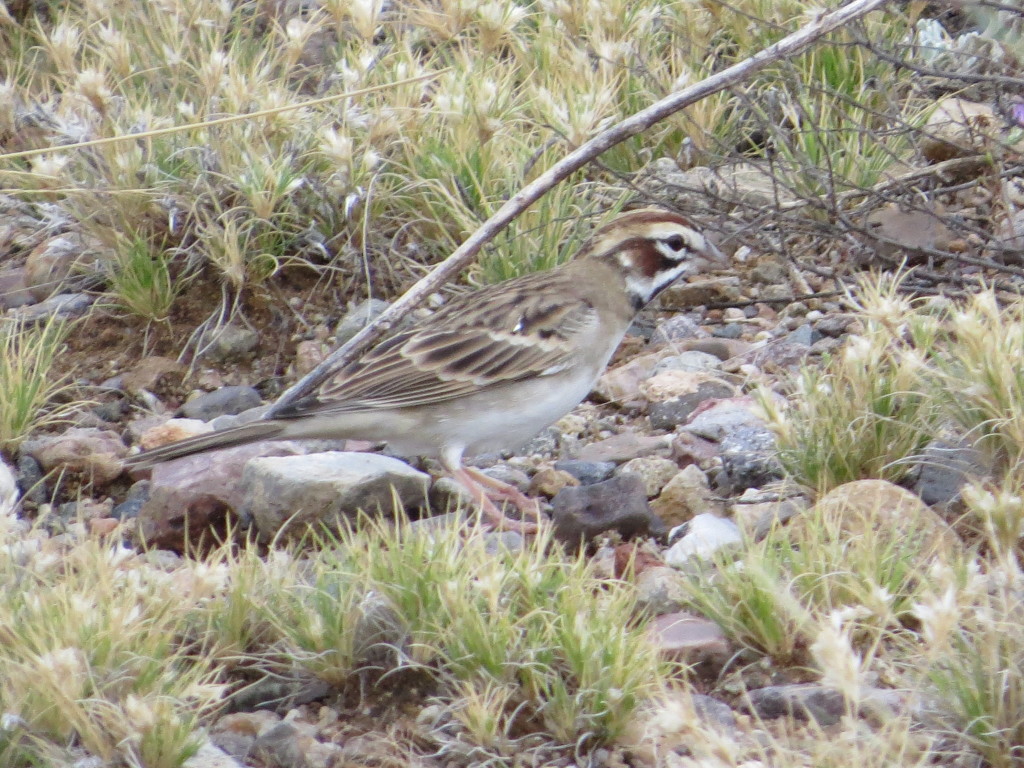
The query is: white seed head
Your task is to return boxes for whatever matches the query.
[350,0,383,39]
[809,611,863,701]
[912,585,959,648]
[319,127,354,167]
[46,23,80,74]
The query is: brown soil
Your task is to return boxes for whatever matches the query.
[61,266,352,404]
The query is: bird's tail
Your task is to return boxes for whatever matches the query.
[124,420,286,469]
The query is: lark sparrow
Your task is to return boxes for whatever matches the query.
[126,209,726,531]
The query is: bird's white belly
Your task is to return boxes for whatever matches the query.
[386,370,598,459]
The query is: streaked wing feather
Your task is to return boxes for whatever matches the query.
[274,270,597,417]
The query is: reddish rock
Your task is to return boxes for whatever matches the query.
[23,233,99,301]
[648,611,731,677]
[134,442,305,551]
[575,431,672,463]
[120,356,186,395]
[89,517,120,536]
[136,418,211,452]
[22,428,127,485]
[613,541,664,578]
[293,339,326,376]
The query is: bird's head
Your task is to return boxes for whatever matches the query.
[582,208,728,309]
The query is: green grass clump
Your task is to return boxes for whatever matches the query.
[680,495,946,665]
[931,290,1024,470]
[759,276,941,492]
[0,316,79,451]
[105,232,187,322]
[699,274,1024,767]
[280,518,668,752]
[924,585,1024,768]
[0,516,673,765]
[764,273,1024,536]
[0,534,225,768]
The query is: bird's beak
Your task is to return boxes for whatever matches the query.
[694,238,729,272]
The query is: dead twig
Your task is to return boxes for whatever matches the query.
[274,0,895,411]
[777,155,998,213]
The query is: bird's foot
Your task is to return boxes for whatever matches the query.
[452,467,543,534]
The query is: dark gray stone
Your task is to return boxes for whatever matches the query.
[92,398,128,423]
[226,677,332,715]
[551,474,664,544]
[14,292,95,322]
[203,324,260,363]
[744,684,847,726]
[113,480,150,520]
[814,314,854,337]
[784,323,816,347]
[692,694,738,732]
[335,298,390,346]
[718,425,783,491]
[553,460,616,485]
[181,386,264,422]
[710,323,744,339]
[249,721,306,766]
[16,454,47,506]
[913,438,992,507]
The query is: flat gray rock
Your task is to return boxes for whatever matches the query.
[240,452,430,540]
[744,684,846,726]
[683,397,766,441]
[181,386,263,421]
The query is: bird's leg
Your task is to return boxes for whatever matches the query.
[461,467,543,520]
[450,466,540,534]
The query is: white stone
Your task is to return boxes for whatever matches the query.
[665,514,742,566]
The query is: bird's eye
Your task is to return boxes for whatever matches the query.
[665,234,686,252]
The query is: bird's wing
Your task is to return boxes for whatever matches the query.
[270,270,598,417]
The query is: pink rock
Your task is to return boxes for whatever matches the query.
[649,611,730,675]
[576,431,672,463]
[134,442,305,551]
[23,428,127,485]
